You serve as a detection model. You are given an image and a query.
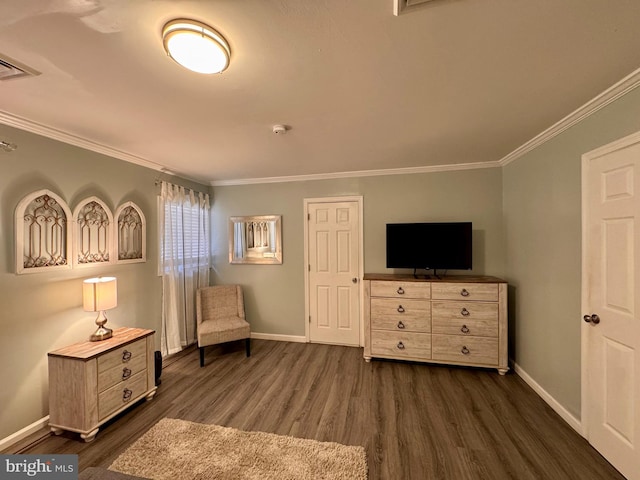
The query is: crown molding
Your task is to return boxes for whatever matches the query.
[210,160,500,186]
[499,66,640,167]
[0,110,166,172]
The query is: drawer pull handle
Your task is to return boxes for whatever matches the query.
[122,350,132,362]
[461,346,470,355]
[397,287,405,295]
[397,341,405,350]
[397,321,405,329]
[397,305,405,313]
[122,388,133,402]
[461,308,470,316]
[460,288,470,297]
[122,367,132,380]
[461,325,470,334]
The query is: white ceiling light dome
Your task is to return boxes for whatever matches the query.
[162,19,230,74]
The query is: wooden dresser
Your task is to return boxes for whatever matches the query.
[364,274,508,374]
[48,327,157,442]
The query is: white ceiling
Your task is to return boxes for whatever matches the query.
[1,0,640,184]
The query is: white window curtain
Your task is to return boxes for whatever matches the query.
[158,181,210,356]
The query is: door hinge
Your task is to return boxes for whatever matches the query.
[307,213,310,220]
[309,315,311,323]
[308,264,311,271]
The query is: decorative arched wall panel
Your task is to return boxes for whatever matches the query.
[15,189,72,274]
[115,202,146,264]
[72,196,114,267]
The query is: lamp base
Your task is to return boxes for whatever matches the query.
[90,326,113,342]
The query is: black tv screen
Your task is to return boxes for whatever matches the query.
[386,222,472,271]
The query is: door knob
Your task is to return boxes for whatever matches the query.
[583,314,600,325]
[352,277,358,283]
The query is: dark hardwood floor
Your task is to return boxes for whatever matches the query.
[8,340,624,480]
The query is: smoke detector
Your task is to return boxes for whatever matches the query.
[272,125,287,135]
[0,140,17,152]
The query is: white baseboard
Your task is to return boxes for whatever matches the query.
[250,332,307,343]
[513,362,583,435]
[0,416,49,452]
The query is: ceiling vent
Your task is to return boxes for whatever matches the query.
[0,55,39,81]
[394,0,437,15]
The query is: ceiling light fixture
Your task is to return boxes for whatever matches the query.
[162,19,230,74]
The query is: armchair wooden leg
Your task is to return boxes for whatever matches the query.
[245,338,251,357]
[199,347,205,367]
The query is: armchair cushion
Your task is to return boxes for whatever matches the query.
[197,315,250,346]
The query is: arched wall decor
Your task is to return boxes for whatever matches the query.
[114,202,146,264]
[15,189,73,274]
[72,196,114,267]
[16,191,148,273]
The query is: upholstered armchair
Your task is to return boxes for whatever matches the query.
[196,285,251,367]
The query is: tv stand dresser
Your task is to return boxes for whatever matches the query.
[363,274,508,375]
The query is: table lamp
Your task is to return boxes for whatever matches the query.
[83,276,117,341]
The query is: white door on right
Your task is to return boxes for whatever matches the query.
[583,132,640,480]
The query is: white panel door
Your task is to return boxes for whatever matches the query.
[583,134,640,480]
[307,200,360,346]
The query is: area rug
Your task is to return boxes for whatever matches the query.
[109,418,367,480]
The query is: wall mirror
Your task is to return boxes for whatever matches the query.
[229,215,282,264]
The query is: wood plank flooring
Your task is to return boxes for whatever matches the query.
[9,340,624,479]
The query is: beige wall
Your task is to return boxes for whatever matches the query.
[211,168,505,336]
[503,86,640,418]
[0,124,207,440]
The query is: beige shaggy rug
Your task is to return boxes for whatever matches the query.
[109,418,367,480]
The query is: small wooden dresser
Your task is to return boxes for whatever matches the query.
[48,327,157,442]
[364,274,508,374]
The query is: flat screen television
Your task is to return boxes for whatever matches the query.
[386,222,472,272]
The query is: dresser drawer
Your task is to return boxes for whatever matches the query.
[98,370,148,420]
[432,334,498,365]
[371,298,431,332]
[97,339,146,374]
[431,283,498,301]
[432,301,498,337]
[370,331,431,359]
[370,280,430,299]
[98,352,147,392]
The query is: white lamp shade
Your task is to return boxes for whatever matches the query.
[83,277,117,312]
[163,19,230,74]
